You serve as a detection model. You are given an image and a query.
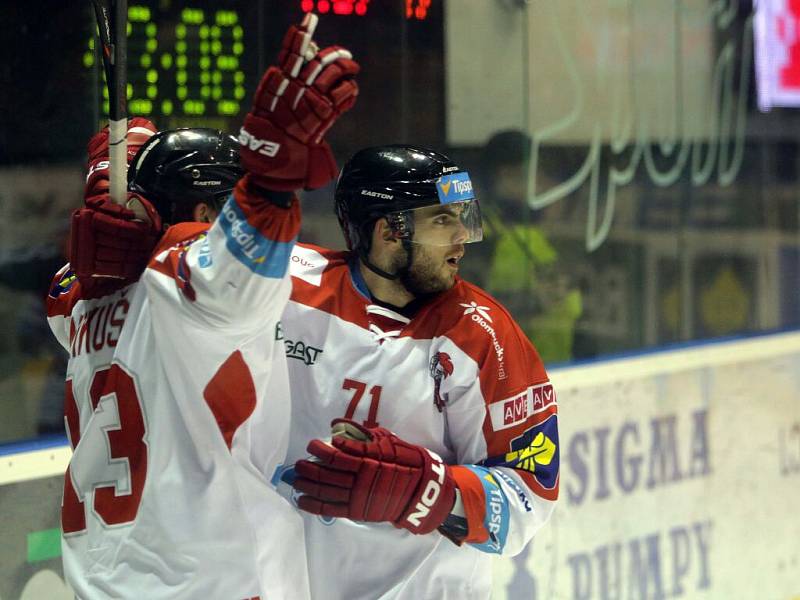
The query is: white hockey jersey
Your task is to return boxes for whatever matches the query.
[279,243,560,600]
[46,190,310,600]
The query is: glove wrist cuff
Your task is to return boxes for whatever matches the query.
[438,488,468,544]
[396,457,456,535]
[242,174,297,206]
[449,466,491,544]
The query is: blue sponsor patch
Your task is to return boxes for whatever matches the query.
[218,196,296,278]
[463,465,510,555]
[492,468,533,513]
[197,235,213,268]
[436,172,474,204]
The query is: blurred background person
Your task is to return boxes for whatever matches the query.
[470,129,583,364]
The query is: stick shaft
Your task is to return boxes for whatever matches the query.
[108,0,128,205]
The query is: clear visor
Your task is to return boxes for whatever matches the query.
[388,199,483,247]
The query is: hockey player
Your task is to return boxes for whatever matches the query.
[67,117,555,600]
[64,143,559,598]
[283,145,559,599]
[46,15,358,599]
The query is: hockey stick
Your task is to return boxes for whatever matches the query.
[90,0,127,205]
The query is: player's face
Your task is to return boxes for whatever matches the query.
[392,205,469,296]
[397,240,465,297]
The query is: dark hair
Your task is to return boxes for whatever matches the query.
[480,129,532,176]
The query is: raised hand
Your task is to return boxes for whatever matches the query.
[70,117,163,294]
[239,14,360,192]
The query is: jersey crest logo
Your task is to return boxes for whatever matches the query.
[460,301,492,323]
[489,415,559,486]
[429,352,454,412]
[506,430,556,474]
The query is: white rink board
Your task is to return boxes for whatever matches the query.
[2,332,799,599]
[491,331,800,600]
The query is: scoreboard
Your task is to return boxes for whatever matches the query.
[299,0,432,19]
[84,2,249,128]
[0,0,443,163]
[83,0,436,130]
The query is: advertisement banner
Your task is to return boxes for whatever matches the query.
[492,333,800,599]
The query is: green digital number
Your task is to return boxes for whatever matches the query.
[85,4,245,119]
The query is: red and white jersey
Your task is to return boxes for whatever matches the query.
[46,189,310,600]
[280,244,560,600]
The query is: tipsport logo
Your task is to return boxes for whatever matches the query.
[436,172,474,204]
[465,467,509,555]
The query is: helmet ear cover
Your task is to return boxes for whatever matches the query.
[385,211,414,241]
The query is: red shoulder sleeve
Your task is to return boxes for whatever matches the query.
[445,283,559,501]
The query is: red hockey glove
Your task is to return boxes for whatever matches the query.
[84,117,158,200]
[70,193,163,296]
[239,13,360,192]
[294,419,456,535]
[72,118,161,294]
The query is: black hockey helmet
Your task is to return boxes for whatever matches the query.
[334,144,482,257]
[127,128,243,224]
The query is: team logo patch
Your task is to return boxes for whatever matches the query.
[436,172,474,204]
[485,416,559,490]
[49,271,77,298]
[489,382,556,431]
[429,352,454,412]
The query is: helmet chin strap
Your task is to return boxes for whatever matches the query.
[360,239,413,282]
